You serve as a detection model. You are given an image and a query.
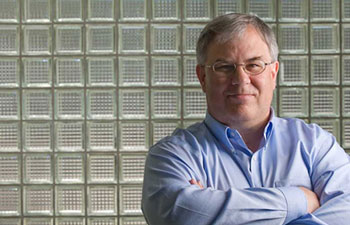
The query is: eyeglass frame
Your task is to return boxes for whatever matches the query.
[203,60,276,76]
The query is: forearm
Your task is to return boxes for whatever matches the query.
[288,193,350,225]
[142,157,308,225]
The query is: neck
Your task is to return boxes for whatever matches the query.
[238,125,265,153]
[228,114,270,153]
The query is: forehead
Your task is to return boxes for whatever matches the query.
[208,27,270,61]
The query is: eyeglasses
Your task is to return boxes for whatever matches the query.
[204,59,275,76]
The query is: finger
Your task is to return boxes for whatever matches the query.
[189,179,204,189]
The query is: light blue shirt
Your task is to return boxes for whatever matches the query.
[142,111,350,225]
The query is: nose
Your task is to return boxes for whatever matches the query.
[231,65,251,85]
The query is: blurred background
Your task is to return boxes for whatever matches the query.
[0,0,349,224]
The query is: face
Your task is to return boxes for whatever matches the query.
[196,26,279,128]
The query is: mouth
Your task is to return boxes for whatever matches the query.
[226,93,255,102]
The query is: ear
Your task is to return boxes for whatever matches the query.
[196,64,207,93]
[271,61,279,89]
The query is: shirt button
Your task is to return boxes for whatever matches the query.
[252,155,257,161]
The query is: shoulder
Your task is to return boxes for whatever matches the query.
[150,121,210,156]
[273,117,330,137]
[272,117,337,151]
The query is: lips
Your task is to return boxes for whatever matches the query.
[225,91,255,102]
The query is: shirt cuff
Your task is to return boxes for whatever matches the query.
[278,187,307,224]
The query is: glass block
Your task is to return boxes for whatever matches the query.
[311,56,339,85]
[119,121,149,151]
[55,25,83,54]
[215,0,242,16]
[183,24,204,53]
[311,0,338,21]
[24,185,53,215]
[23,25,51,55]
[279,56,308,86]
[56,185,84,215]
[56,153,84,183]
[311,88,339,117]
[0,58,19,87]
[151,89,180,119]
[119,89,148,119]
[0,186,20,216]
[184,0,210,21]
[152,0,179,20]
[342,56,350,85]
[151,25,180,54]
[343,120,350,148]
[184,56,200,86]
[56,0,82,22]
[24,0,50,22]
[88,186,117,215]
[0,122,19,152]
[247,0,275,21]
[120,0,146,21]
[24,154,52,183]
[24,122,51,152]
[56,217,85,225]
[87,121,116,151]
[279,88,308,117]
[23,90,52,120]
[120,185,142,215]
[88,57,115,87]
[120,217,147,225]
[119,25,147,54]
[342,24,350,53]
[311,119,340,141]
[119,57,148,87]
[55,58,84,87]
[55,121,84,152]
[152,121,179,144]
[183,120,200,128]
[151,57,180,86]
[0,154,20,184]
[88,218,116,225]
[88,0,114,20]
[343,88,350,117]
[278,24,308,53]
[311,24,339,53]
[0,90,19,120]
[24,218,53,225]
[278,0,308,22]
[88,154,116,183]
[343,0,350,22]
[55,90,84,119]
[87,89,116,119]
[23,58,51,87]
[0,26,19,55]
[184,89,207,118]
[87,25,115,53]
[0,0,19,22]
[0,218,20,225]
[120,153,146,183]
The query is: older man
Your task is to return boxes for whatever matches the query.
[142,13,350,225]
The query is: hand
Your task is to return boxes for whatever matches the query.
[189,179,204,189]
[299,187,320,213]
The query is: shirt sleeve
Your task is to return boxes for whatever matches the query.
[142,140,307,225]
[288,131,350,225]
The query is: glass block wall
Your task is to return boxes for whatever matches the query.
[0,0,350,224]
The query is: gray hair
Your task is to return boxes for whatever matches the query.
[196,13,279,65]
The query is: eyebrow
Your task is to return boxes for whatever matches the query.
[214,56,264,64]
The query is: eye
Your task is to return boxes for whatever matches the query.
[214,64,236,73]
[245,61,264,73]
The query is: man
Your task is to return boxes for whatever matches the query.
[142,13,350,225]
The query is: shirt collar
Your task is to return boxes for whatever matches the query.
[204,108,276,151]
